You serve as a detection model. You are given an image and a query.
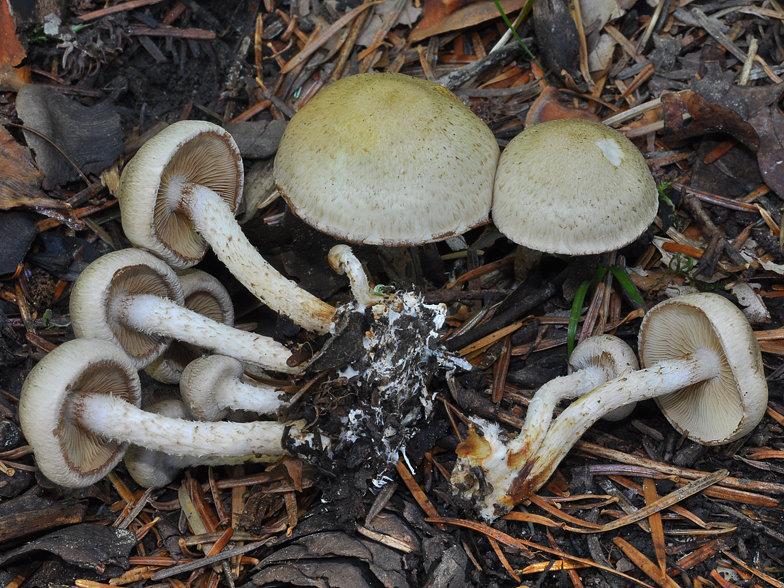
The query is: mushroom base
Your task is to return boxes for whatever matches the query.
[287,291,470,490]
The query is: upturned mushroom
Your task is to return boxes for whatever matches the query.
[19,339,321,488]
[70,248,296,373]
[451,293,768,521]
[179,354,286,421]
[492,118,658,255]
[274,72,500,246]
[118,120,335,334]
[123,400,278,488]
[145,269,236,384]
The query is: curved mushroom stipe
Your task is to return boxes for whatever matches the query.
[451,293,767,522]
[118,120,335,334]
[179,355,286,421]
[328,245,388,308]
[70,248,297,373]
[19,339,322,488]
[507,335,639,466]
[450,335,638,521]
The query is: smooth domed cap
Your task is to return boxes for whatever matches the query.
[19,339,142,487]
[180,355,244,421]
[640,293,768,445]
[568,334,639,421]
[492,119,657,255]
[274,72,500,245]
[70,248,184,370]
[119,120,244,269]
[145,269,234,384]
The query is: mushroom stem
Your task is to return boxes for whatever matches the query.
[209,377,283,415]
[180,355,285,421]
[328,245,387,307]
[512,348,721,502]
[123,400,281,488]
[114,292,297,373]
[173,178,335,333]
[70,391,298,458]
[505,363,613,467]
[501,334,639,470]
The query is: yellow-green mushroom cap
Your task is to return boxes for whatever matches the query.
[492,118,657,255]
[274,72,500,246]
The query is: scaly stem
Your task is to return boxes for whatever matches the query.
[515,349,721,502]
[117,293,297,373]
[70,392,296,457]
[178,180,335,334]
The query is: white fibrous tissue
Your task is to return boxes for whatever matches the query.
[332,292,470,487]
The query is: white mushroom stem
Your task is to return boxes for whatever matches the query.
[69,391,303,458]
[172,177,335,333]
[124,399,281,488]
[516,348,722,501]
[328,245,387,307]
[180,355,285,421]
[503,335,639,468]
[506,363,618,464]
[112,292,297,373]
[196,377,282,416]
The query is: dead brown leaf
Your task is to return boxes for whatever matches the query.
[0,1,32,91]
[0,125,64,211]
[661,90,761,150]
[410,0,527,43]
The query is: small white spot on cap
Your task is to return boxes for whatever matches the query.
[595,138,625,167]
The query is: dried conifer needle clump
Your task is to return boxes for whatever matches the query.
[304,246,470,487]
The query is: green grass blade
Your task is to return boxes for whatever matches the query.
[492,0,537,62]
[568,279,591,357]
[607,266,645,307]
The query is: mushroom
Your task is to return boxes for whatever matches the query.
[19,339,321,488]
[451,334,638,521]
[327,245,388,307]
[124,399,278,488]
[492,118,658,255]
[511,334,639,457]
[451,293,768,521]
[179,354,285,421]
[274,72,500,246]
[70,248,296,373]
[145,269,236,384]
[118,120,335,334]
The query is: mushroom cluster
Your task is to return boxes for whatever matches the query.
[19,339,319,488]
[18,72,768,507]
[451,293,768,521]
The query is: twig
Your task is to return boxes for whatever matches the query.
[437,43,529,90]
[150,539,275,580]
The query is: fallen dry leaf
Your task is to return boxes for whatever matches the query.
[0,125,64,211]
[410,0,527,43]
[0,0,32,90]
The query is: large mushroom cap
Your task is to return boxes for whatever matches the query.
[70,248,185,369]
[119,120,244,269]
[274,72,500,246]
[492,118,657,255]
[19,338,142,487]
[640,293,768,445]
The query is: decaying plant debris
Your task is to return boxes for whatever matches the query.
[1,0,784,586]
